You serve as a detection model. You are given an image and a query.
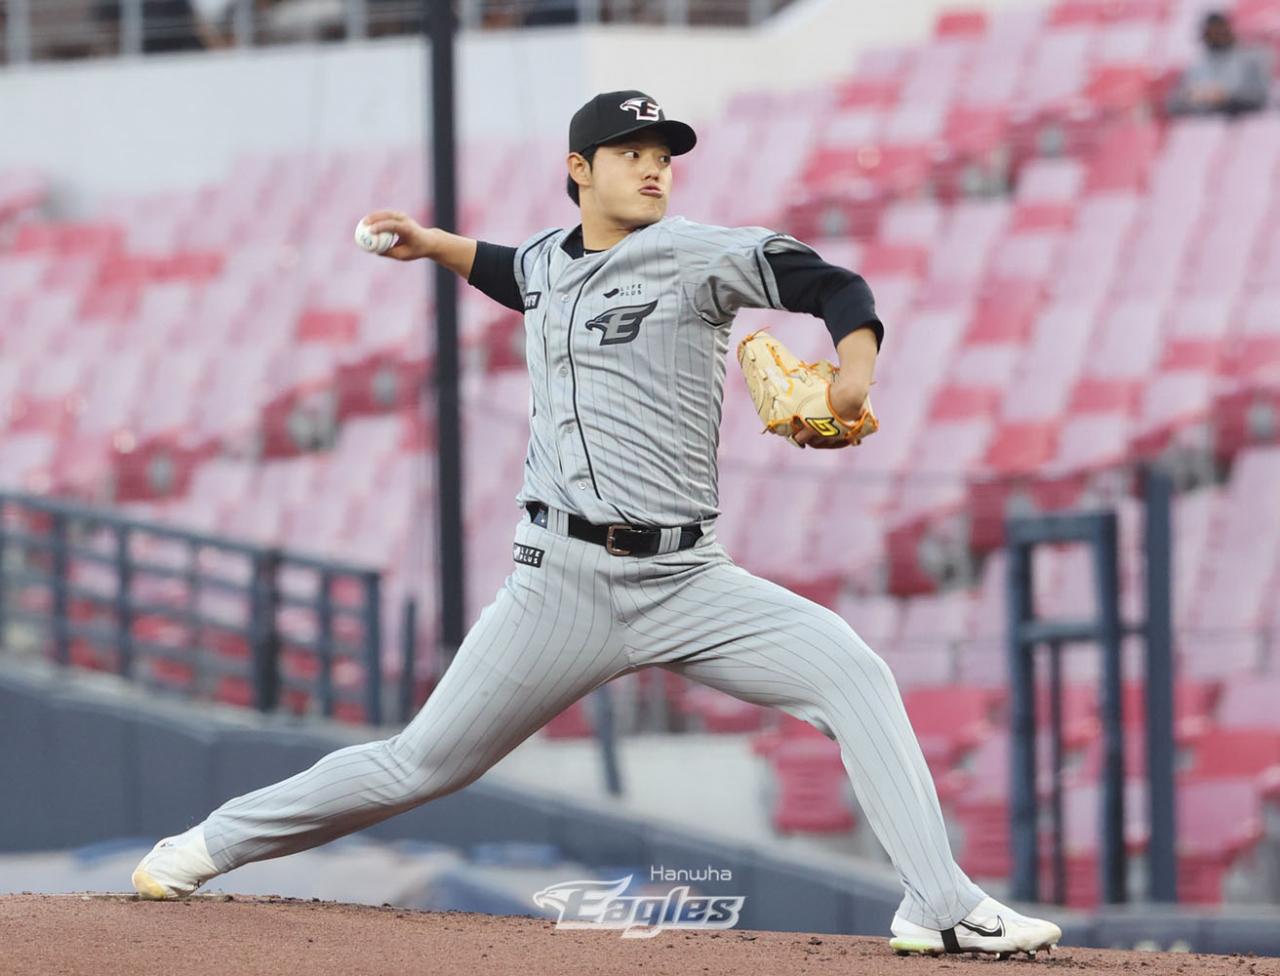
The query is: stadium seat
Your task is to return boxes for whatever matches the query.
[1214,678,1280,731]
[903,685,1004,772]
[1187,729,1280,780]
[769,737,855,834]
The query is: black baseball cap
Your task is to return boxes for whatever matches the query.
[569,90,698,157]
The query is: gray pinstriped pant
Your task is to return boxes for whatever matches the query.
[202,509,986,929]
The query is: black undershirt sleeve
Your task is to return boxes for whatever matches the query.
[765,249,884,350]
[467,241,524,313]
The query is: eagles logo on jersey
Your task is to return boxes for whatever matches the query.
[585,300,658,345]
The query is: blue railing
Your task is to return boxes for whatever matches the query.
[0,490,385,724]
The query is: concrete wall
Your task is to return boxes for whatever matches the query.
[0,0,1035,212]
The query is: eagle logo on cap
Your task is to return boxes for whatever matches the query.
[619,96,662,122]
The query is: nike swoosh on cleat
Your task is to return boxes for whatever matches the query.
[957,917,1005,938]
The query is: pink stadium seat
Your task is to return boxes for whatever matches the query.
[1215,293,1280,458]
[1001,303,1098,422]
[1214,677,1280,730]
[1176,776,1272,905]
[1014,158,1087,203]
[769,737,854,834]
[940,343,1024,409]
[1085,123,1161,193]
[988,231,1065,281]
[857,242,930,278]
[877,200,944,246]
[935,9,989,38]
[13,221,123,256]
[1129,370,1215,457]
[904,685,1004,772]
[1184,448,1280,637]
[894,591,970,687]
[835,593,903,657]
[928,199,1011,284]
[963,282,1043,345]
[1033,412,1131,509]
[981,421,1060,476]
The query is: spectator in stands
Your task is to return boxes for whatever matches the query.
[92,0,226,54]
[23,0,102,60]
[523,0,578,27]
[1169,12,1270,117]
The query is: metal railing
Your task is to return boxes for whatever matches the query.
[1005,469,1177,906]
[0,0,797,64]
[0,490,387,724]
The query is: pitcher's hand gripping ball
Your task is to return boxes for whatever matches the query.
[738,329,879,449]
[354,219,397,255]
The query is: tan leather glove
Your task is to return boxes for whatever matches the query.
[737,329,879,449]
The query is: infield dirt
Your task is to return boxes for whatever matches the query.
[3,893,1277,976]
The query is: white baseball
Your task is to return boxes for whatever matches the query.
[354,219,397,255]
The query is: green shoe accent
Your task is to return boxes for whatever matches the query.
[888,937,941,955]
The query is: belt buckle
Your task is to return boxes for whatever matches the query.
[605,525,632,556]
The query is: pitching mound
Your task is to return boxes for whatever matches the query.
[3,894,1276,976]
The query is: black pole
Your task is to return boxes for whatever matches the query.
[361,571,384,725]
[50,513,70,668]
[1007,536,1039,903]
[1094,512,1127,904]
[1049,639,1065,906]
[426,0,465,663]
[1144,467,1178,902]
[400,596,418,724]
[591,688,624,797]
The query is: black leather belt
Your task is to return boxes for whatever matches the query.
[526,502,702,556]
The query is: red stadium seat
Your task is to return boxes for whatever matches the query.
[1010,202,1077,232]
[1175,776,1272,904]
[769,737,855,834]
[1188,729,1280,779]
[964,281,1043,344]
[903,685,1004,772]
[542,700,594,739]
[1084,124,1160,192]
[935,9,988,38]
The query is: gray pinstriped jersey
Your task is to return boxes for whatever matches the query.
[512,215,814,527]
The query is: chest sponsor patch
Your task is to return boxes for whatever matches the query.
[585,300,658,346]
[524,291,542,311]
[514,542,545,568]
[603,283,644,299]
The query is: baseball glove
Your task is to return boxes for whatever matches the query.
[737,329,878,449]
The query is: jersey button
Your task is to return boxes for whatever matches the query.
[576,481,587,490]
[559,366,568,377]
[560,293,571,302]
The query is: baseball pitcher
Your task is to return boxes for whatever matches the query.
[132,90,1061,959]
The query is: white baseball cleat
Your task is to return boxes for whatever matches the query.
[889,896,1061,959]
[131,824,220,900]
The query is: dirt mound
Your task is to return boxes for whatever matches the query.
[3,893,1276,976]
